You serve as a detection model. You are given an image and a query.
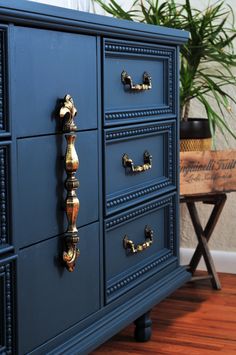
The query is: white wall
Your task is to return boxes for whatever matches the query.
[27,0,133,13]
[177,0,236,253]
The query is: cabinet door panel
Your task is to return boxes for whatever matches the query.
[18,222,100,354]
[12,27,97,137]
[15,131,98,248]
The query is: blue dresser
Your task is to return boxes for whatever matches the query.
[0,1,190,354]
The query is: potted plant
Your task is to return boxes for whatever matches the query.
[95,0,236,150]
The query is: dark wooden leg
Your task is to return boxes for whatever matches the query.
[186,201,222,290]
[134,311,152,342]
[189,194,226,275]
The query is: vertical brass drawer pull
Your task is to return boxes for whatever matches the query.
[59,94,80,272]
[123,226,154,254]
[122,151,152,173]
[121,70,152,91]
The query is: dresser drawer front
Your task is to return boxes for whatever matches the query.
[105,121,176,215]
[105,194,177,303]
[17,222,100,354]
[12,27,97,137]
[15,130,98,248]
[104,39,176,125]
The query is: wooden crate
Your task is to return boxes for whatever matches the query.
[180,150,236,195]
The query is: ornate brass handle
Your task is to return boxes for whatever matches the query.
[123,226,154,254]
[121,70,152,91]
[59,95,80,272]
[122,151,152,173]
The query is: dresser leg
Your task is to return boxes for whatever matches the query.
[134,311,152,342]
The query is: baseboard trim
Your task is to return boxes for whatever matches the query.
[180,248,236,274]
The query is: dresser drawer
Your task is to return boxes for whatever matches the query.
[14,130,98,248]
[17,222,100,355]
[105,194,177,303]
[105,121,176,215]
[12,27,97,137]
[104,39,176,126]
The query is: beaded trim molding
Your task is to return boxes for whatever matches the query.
[105,108,173,121]
[105,42,174,57]
[0,146,8,246]
[105,122,175,211]
[0,262,14,354]
[106,180,172,210]
[105,122,173,141]
[104,40,175,121]
[106,195,173,230]
[106,251,173,298]
[168,199,175,252]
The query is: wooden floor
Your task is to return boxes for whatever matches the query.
[92,273,236,355]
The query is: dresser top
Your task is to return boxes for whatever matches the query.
[0,0,188,44]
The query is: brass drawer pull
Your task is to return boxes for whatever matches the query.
[123,226,154,254]
[121,70,152,91]
[122,151,152,173]
[59,94,80,272]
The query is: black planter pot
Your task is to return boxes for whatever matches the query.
[180,118,212,151]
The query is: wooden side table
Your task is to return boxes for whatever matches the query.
[180,194,227,290]
[179,150,236,290]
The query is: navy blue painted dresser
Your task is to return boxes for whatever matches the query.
[0,1,190,354]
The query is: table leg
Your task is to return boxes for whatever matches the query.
[186,201,222,290]
[188,194,227,275]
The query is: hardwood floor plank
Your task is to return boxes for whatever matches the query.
[91,273,236,355]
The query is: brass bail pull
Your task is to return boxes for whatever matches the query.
[121,70,152,91]
[123,226,154,254]
[59,94,80,272]
[122,151,152,173]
